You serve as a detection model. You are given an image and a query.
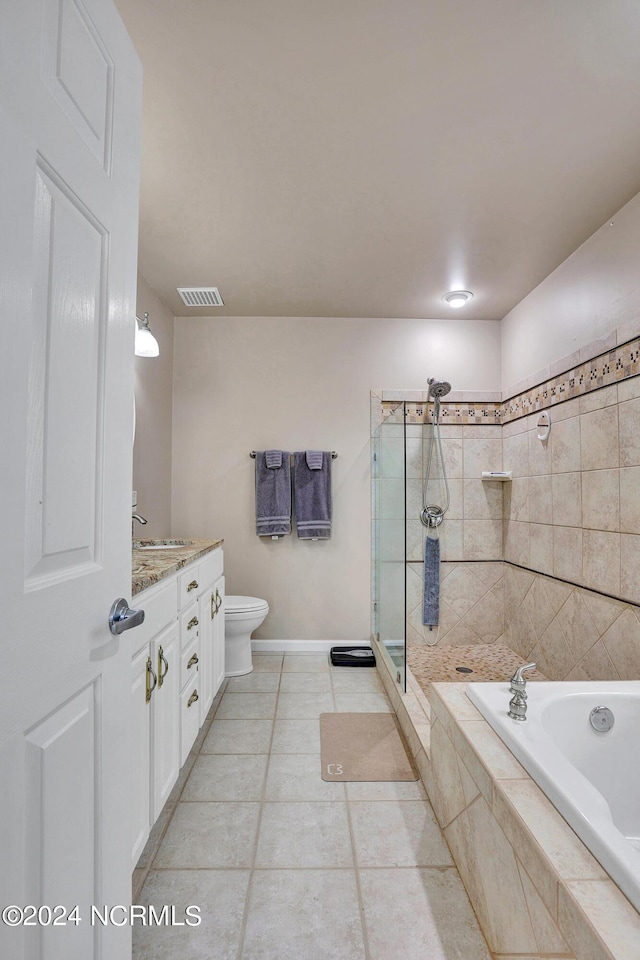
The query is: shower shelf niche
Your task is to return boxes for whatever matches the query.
[481,471,512,481]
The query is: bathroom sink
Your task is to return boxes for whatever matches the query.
[133,539,192,551]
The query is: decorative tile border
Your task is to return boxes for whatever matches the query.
[373,334,640,429]
[377,399,502,426]
[403,401,502,424]
[503,337,640,422]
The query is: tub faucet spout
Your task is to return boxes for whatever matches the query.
[509,662,536,697]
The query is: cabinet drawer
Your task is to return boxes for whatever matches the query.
[129,580,177,656]
[178,566,202,608]
[179,601,200,651]
[177,548,223,607]
[180,635,200,691]
[180,681,201,765]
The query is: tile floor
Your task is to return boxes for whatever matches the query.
[133,653,492,960]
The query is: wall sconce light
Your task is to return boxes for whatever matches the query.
[135,312,160,357]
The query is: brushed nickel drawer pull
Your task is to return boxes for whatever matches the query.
[187,579,199,592]
[145,657,157,704]
[187,616,199,630]
[157,645,169,688]
[187,653,199,669]
[187,689,199,708]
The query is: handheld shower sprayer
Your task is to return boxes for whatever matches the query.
[427,377,452,423]
[421,378,452,528]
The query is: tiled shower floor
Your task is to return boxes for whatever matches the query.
[407,641,547,693]
[132,653,492,960]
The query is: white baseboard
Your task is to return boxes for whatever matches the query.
[251,640,370,653]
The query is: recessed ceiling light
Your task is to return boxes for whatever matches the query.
[442,290,473,308]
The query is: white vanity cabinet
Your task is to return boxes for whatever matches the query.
[131,545,224,867]
[130,579,179,867]
[197,570,225,726]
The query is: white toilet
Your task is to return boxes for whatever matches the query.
[224,596,269,676]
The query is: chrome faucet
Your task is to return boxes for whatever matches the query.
[508,662,536,721]
[132,513,147,534]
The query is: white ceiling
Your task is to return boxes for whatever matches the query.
[115,0,640,320]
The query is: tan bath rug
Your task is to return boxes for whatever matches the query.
[320,712,418,782]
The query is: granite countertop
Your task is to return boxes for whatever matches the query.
[132,538,223,596]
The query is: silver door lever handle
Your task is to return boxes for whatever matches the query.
[109,598,145,635]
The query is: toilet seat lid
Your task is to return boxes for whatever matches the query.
[226,595,269,613]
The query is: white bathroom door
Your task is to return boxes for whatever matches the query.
[0,2,141,959]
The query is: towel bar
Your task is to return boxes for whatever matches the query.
[250,451,338,459]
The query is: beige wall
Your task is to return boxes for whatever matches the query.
[171,316,501,640]
[133,273,174,537]
[501,190,640,393]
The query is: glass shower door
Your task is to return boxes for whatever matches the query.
[371,404,406,690]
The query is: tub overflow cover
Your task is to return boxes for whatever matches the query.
[589,705,614,733]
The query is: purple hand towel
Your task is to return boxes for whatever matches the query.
[422,534,440,625]
[305,450,323,470]
[265,450,283,469]
[293,452,332,539]
[255,451,291,536]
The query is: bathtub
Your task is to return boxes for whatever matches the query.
[466,680,640,913]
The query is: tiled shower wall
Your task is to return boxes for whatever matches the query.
[503,379,640,600]
[405,422,505,647]
[373,403,506,648]
[374,326,640,678]
[502,376,640,679]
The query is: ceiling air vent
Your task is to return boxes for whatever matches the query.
[177,287,224,307]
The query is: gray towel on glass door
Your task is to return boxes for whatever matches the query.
[255,451,291,536]
[423,535,440,625]
[293,451,332,539]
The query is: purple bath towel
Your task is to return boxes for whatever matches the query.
[293,451,332,539]
[255,451,291,536]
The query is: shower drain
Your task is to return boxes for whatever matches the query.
[455,666,473,674]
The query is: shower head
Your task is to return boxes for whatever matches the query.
[427,378,452,400]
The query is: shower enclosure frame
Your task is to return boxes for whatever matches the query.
[371,386,451,693]
[371,400,408,692]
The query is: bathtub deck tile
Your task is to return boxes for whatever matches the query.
[559,879,640,960]
[454,720,528,801]
[516,860,572,955]
[430,681,485,722]
[428,717,480,828]
[492,778,608,919]
[428,685,480,742]
[444,795,539,954]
